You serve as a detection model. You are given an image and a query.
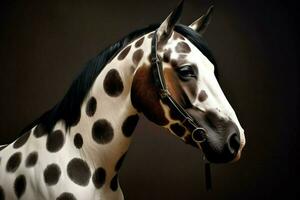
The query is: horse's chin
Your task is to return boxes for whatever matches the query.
[199,136,238,163]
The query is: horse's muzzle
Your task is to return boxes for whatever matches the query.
[187,108,242,163]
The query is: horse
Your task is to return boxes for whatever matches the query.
[0,2,245,200]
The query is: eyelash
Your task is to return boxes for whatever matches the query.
[175,65,197,81]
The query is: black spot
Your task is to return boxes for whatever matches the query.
[135,37,144,48]
[122,115,139,137]
[175,41,191,53]
[44,163,61,186]
[46,130,65,152]
[13,131,30,149]
[169,106,182,121]
[103,69,124,97]
[92,167,106,189]
[86,97,97,117]
[0,185,4,200]
[110,174,119,191]
[92,119,114,144]
[73,133,83,149]
[117,45,131,60]
[25,151,38,168]
[56,192,77,200]
[198,90,208,102]
[170,123,186,137]
[6,152,22,173]
[67,158,91,186]
[14,175,26,198]
[33,124,47,138]
[163,49,172,63]
[132,49,144,66]
[115,152,127,171]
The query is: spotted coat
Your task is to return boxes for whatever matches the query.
[0,18,245,200]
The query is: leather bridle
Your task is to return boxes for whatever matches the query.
[150,31,207,144]
[150,30,212,190]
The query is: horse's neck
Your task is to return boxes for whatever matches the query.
[66,32,152,185]
[0,32,153,200]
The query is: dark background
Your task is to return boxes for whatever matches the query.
[0,0,299,199]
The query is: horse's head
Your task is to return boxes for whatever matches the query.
[132,2,245,163]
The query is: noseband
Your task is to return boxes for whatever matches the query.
[150,31,206,144]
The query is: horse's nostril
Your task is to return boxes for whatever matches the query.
[227,133,240,154]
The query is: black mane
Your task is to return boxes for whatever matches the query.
[19,24,217,135]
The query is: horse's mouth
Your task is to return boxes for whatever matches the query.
[183,132,240,163]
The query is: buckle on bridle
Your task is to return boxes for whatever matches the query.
[160,89,169,98]
[151,57,159,65]
[191,127,206,143]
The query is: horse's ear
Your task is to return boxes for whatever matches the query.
[189,5,214,36]
[156,1,184,44]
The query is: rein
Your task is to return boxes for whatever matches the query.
[150,31,212,190]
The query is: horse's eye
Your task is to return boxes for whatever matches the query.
[176,65,197,81]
